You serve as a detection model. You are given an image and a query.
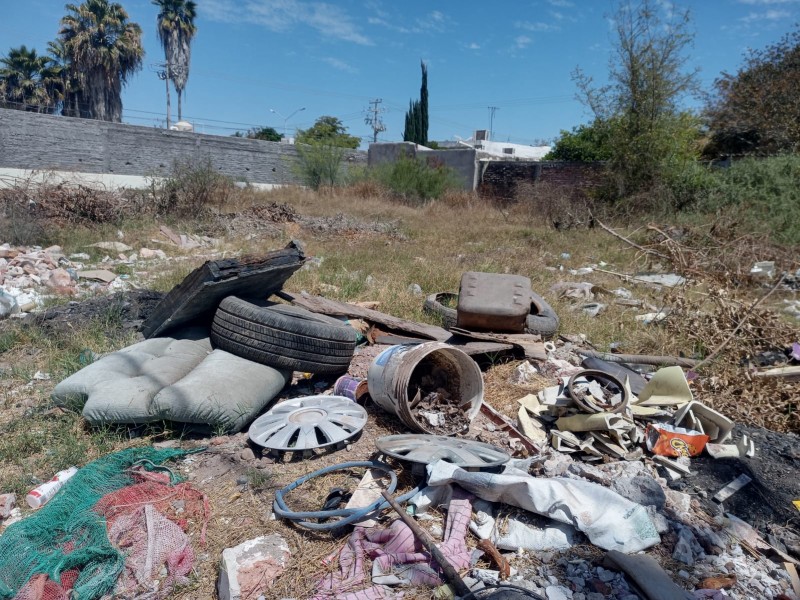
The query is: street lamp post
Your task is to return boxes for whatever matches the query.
[270,107,306,140]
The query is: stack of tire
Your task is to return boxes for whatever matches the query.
[210,297,357,375]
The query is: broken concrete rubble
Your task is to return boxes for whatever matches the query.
[218,534,290,600]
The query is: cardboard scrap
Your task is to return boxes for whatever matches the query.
[673,401,734,444]
[556,413,633,433]
[636,366,693,406]
[344,468,387,528]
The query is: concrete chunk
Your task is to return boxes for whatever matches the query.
[218,534,290,600]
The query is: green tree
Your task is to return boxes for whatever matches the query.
[0,46,61,112]
[295,116,360,148]
[573,0,700,197]
[403,61,428,145]
[59,0,144,122]
[232,126,282,142]
[152,0,197,122]
[545,120,613,162]
[706,26,800,156]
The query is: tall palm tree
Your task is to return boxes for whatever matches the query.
[153,0,197,122]
[59,0,144,122]
[0,45,56,112]
[47,39,77,116]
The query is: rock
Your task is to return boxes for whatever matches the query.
[90,241,132,253]
[408,283,423,295]
[77,269,117,283]
[139,247,168,260]
[664,489,692,514]
[673,526,704,565]
[240,448,256,461]
[218,535,290,600]
[0,493,16,519]
[546,585,571,600]
[511,361,539,385]
[611,475,666,510]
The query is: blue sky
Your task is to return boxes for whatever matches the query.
[2,0,800,147]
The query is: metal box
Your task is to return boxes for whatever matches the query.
[456,271,531,333]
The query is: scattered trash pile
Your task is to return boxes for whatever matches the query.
[0,448,208,600]
[3,241,799,600]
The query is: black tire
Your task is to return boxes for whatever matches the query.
[527,291,560,338]
[423,292,458,330]
[211,297,356,374]
[423,291,560,338]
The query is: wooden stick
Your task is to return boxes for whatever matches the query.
[380,490,471,596]
[594,216,670,260]
[476,539,510,580]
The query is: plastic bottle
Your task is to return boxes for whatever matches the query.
[25,466,78,509]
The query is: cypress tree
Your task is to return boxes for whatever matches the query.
[419,61,428,146]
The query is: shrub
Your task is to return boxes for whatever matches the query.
[367,155,460,205]
[150,157,234,216]
[293,143,348,190]
[698,154,800,244]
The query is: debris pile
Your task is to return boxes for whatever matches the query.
[2,241,798,600]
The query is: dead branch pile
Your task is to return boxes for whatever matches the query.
[667,288,800,433]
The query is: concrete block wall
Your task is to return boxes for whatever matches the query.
[478,160,605,202]
[368,142,478,190]
[0,108,365,186]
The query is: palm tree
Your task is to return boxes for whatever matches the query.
[59,0,144,122]
[47,39,77,116]
[0,45,56,112]
[153,0,197,122]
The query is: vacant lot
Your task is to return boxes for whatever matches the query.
[1,183,799,598]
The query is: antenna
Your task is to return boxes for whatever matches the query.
[151,62,171,129]
[487,106,499,141]
[364,98,386,143]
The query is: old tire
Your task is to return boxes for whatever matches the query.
[527,291,559,338]
[423,291,559,338]
[211,297,356,374]
[423,292,458,330]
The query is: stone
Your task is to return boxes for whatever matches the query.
[0,493,16,519]
[407,283,423,295]
[546,585,571,600]
[240,448,256,461]
[139,248,158,259]
[218,535,290,600]
[90,241,132,253]
[611,475,666,509]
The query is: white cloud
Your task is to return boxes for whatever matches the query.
[740,8,791,21]
[515,35,532,49]
[547,0,573,6]
[516,20,560,32]
[321,56,358,73]
[198,0,372,45]
[549,10,565,20]
[468,42,481,50]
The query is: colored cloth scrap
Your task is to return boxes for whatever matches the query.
[313,487,473,599]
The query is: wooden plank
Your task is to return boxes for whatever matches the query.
[450,327,547,361]
[279,291,451,341]
[142,241,306,338]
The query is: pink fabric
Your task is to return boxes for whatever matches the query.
[312,487,473,599]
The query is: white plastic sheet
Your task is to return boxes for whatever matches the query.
[425,460,660,553]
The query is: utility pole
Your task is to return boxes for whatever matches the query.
[154,62,171,128]
[488,106,499,141]
[365,98,386,143]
